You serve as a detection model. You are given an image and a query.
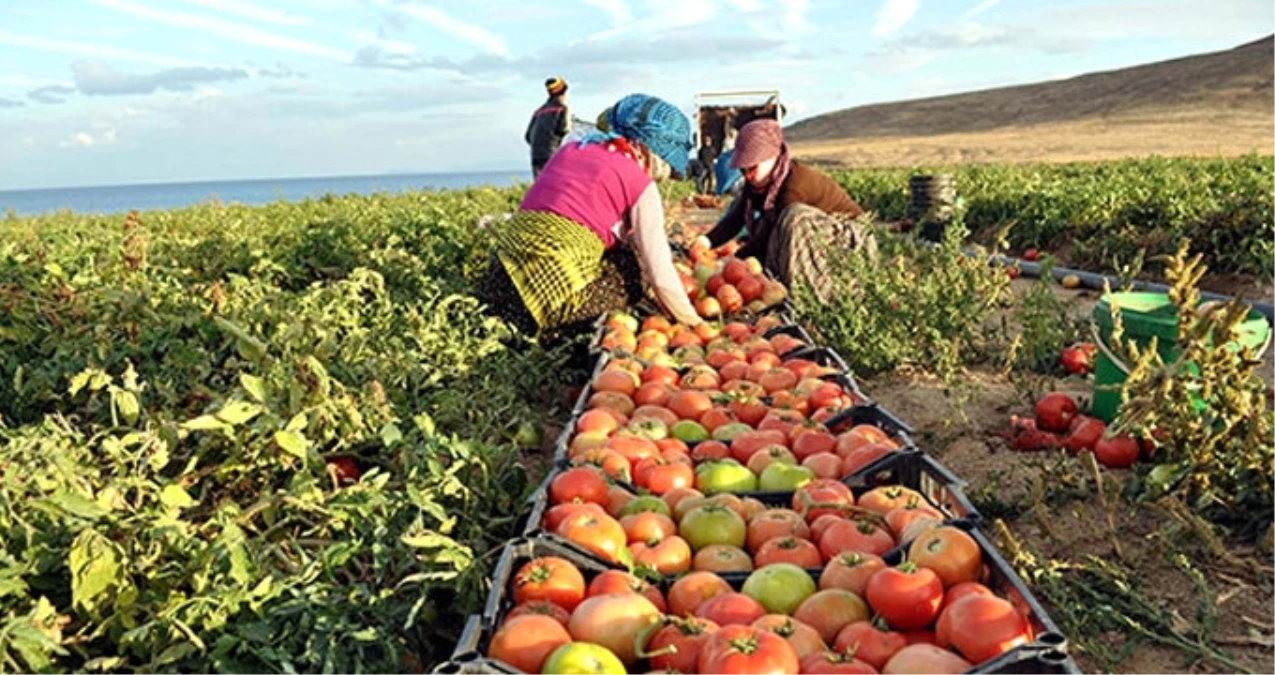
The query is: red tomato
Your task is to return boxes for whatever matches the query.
[503,599,570,628]
[936,593,1032,664]
[746,509,811,552]
[883,643,972,674]
[819,518,897,560]
[630,534,693,575]
[325,457,360,485]
[1060,342,1097,374]
[1095,434,1140,468]
[800,650,877,674]
[698,625,801,675]
[549,466,609,506]
[693,544,755,573]
[792,589,871,645]
[857,486,926,516]
[487,614,571,673]
[1034,392,1078,432]
[792,430,837,460]
[835,620,907,670]
[1065,415,1106,453]
[542,501,606,533]
[585,570,667,612]
[752,614,828,661]
[793,479,855,523]
[753,536,823,568]
[907,526,983,588]
[555,510,627,564]
[620,511,677,543]
[695,591,767,627]
[864,563,945,631]
[1023,248,1040,262]
[512,556,586,612]
[667,571,733,617]
[819,552,887,596]
[647,616,720,673]
[568,592,662,665]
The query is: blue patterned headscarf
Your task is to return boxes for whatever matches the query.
[580,93,692,176]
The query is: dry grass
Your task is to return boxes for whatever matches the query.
[791,110,1273,169]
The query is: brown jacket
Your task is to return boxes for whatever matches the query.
[706,161,863,259]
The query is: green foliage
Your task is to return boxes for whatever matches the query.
[0,187,581,673]
[999,257,1086,373]
[831,154,1275,276]
[1107,242,1274,540]
[795,218,1012,379]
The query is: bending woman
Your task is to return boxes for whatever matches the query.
[481,93,703,338]
[701,118,876,300]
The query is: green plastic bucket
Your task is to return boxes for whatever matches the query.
[1091,292,1271,423]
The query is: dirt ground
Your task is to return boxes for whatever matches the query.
[856,280,1274,675]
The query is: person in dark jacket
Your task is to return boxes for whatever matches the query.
[700,118,876,301]
[525,77,571,178]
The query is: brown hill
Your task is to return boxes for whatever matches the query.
[788,36,1274,167]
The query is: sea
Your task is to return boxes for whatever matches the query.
[0,170,532,218]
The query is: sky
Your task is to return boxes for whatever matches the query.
[0,0,1271,190]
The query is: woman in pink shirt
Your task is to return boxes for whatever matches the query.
[480,93,702,338]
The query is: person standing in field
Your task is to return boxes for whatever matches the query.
[482,93,703,338]
[700,118,875,300]
[525,77,571,178]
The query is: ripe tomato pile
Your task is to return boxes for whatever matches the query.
[447,244,1074,674]
[1006,392,1155,468]
[484,535,1035,675]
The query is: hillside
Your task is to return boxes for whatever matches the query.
[788,36,1274,167]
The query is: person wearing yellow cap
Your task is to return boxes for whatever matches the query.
[524,77,571,178]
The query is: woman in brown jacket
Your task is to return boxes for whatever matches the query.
[701,118,876,300]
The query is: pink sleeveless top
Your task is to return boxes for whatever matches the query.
[520,142,653,248]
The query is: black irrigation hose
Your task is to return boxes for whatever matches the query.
[983,251,1275,323]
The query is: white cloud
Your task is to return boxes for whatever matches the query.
[580,0,632,25]
[779,0,810,34]
[84,0,348,60]
[61,127,117,148]
[395,2,509,56]
[873,0,920,38]
[0,29,198,68]
[589,0,718,40]
[172,0,312,25]
[726,0,763,10]
[962,0,1000,20]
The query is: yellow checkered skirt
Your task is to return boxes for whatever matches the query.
[492,210,607,331]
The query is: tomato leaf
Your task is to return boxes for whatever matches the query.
[274,430,309,458]
[215,400,262,426]
[69,531,122,613]
[183,415,230,432]
[160,484,196,510]
[239,373,267,403]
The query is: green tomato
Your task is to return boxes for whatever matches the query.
[618,494,671,518]
[695,459,758,494]
[679,503,747,551]
[742,562,817,615]
[758,462,815,492]
[711,422,754,442]
[671,420,710,443]
[541,642,627,674]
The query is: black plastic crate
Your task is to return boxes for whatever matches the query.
[460,532,1074,675]
[823,401,915,439]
